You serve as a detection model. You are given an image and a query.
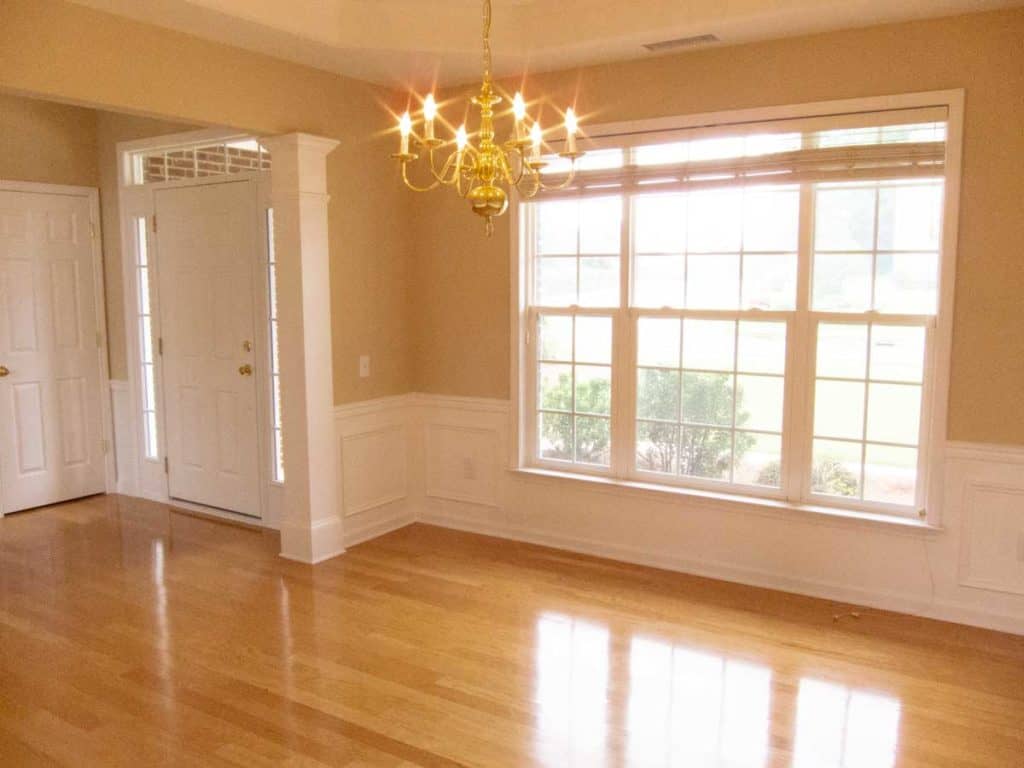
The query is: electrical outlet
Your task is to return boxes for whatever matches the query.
[463,457,476,480]
[359,355,370,378]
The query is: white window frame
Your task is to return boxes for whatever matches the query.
[510,90,963,528]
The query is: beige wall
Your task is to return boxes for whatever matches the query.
[0,0,412,403]
[410,8,1024,446]
[0,92,98,187]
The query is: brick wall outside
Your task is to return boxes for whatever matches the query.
[142,143,271,183]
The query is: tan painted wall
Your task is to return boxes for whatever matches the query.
[0,0,412,403]
[0,92,98,187]
[409,8,1024,445]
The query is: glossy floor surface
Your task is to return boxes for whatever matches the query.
[1,495,1023,767]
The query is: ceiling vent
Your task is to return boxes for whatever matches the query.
[643,34,720,53]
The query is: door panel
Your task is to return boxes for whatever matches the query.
[155,181,260,517]
[0,190,106,513]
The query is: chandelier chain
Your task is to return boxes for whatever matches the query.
[482,0,492,82]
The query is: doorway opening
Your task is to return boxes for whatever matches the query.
[118,129,281,523]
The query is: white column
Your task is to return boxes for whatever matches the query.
[262,133,342,563]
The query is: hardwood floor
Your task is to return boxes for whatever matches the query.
[1,495,1023,766]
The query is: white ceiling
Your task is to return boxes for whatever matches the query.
[70,0,1022,87]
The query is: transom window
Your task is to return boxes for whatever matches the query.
[519,102,952,518]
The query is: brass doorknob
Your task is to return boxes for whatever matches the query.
[238,364,253,376]
[0,365,9,377]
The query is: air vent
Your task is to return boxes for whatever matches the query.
[643,34,720,52]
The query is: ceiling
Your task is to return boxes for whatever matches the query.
[69,0,1022,87]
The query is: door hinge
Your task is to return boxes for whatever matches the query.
[164,456,169,474]
[90,220,97,239]
[101,439,110,455]
[152,214,157,233]
[157,337,163,356]
[96,331,103,349]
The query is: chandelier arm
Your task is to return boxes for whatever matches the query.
[400,161,443,193]
[537,163,579,192]
[429,149,461,185]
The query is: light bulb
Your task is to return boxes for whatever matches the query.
[399,111,412,137]
[565,107,578,134]
[530,122,542,147]
[456,124,468,150]
[513,92,526,122]
[423,94,437,122]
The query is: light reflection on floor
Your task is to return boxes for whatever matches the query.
[534,612,901,768]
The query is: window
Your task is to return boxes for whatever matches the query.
[134,216,160,460]
[128,139,271,185]
[266,208,285,483]
[519,100,954,518]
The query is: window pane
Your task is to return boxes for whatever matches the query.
[738,322,787,375]
[638,368,680,421]
[687,189,743,252]
[537,200,578,254]
[680,427,731,480]
[743,187,799,251]
[540,412,572,460]
[814,380,865,440]
[638,317,680,368]
[579,257,619,306]
[145,411,159,458]
[634,142,687,166]
[579,197,621,254]
[812,439,862,497]
[874,252,938,314]
[138,267,151,315]
[690,136,744,162]
[539,364,572,411]
[537,257,575,306]
[817,324,867,379]
[682,372,733,426]
[870,325,925,383]
[637,421,678,474]
[864,444,917,505]
[575,316,612,364]
[143,363,157,411]
[575,365,611,416]
[634,255,684,308]
[741,253,796,310]
[575,416,610,465]
[813,253,872,311]
[815,187,876,251]
[734,432,782,487]
[140,316,154,364]
[635,195,686,253]
[877,184,942,251]
[866,383,921,445]
[539,315,572,361]
[687,253,740,309]
[683,319,735,372]
[736,375,784,433]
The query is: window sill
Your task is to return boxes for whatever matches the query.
[510,466,944,536]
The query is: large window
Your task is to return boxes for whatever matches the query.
[519,100,954,519]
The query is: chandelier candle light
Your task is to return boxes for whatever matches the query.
[391,0,586,236]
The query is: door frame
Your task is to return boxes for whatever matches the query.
[116,128,281,527]
[0,180,116,517]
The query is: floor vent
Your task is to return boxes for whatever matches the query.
[643,33,720,52]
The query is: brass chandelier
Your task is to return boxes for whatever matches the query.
[392,0,586,235]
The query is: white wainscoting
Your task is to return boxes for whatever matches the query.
[109,381,1024,634]
[335,395,415,547]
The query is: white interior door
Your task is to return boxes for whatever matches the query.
[0,190,106,514]
[155,180,261,517]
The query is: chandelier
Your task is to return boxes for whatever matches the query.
[391,0,586,235]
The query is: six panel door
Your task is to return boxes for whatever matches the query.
[0,190,106,514]
[155,181,261,517]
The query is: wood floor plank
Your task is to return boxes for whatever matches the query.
[1,494,1023,766]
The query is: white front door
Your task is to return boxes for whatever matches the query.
[0,190,106,514]
[155,181,261,517]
